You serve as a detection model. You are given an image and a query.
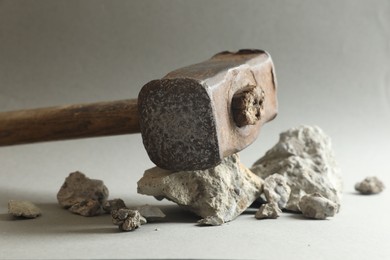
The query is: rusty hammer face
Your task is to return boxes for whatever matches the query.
[138,49,277,171]
[0,49,277,171]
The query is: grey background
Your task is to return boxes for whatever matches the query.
[0,1,389,259]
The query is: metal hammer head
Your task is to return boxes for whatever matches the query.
[138,49,278,171]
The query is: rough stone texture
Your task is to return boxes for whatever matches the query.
[198,216,224,226]
[140,216,147,225]
[57,171,109,216]
[136,205,166,221]
[299,193,338,219]
[137,154,264,225]
[263,174,291,209]
[355,176,385,195]
[8,200,41,218]
[103,199,127,213]
[111,208,142,232]
[139,78,219,171]
[57,171,109,208]
[68,199,102,217]
[255,202,281,219]
[251,125,342,212]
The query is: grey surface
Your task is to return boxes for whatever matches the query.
[0,0,389,259]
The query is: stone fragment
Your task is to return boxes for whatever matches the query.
[111,208,141,232]
[137,154,263,225]
[103,199,127,213]
[8,200,41,219]
[299,193,338,219]
[355,176,385,195]
[255,202,281,219]
[198,216,224,226]
[57,171,109,216]
[140,216,147,225]
[263,174,291,209]
[68,199,102,217]
[136,205,166,221]
[251,125,342,212]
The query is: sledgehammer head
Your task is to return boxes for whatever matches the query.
[138,49,278,171]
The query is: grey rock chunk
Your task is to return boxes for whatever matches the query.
[112,208,141,231]
[68,199,102,217]
[57,171,109,216]
[136,205,166,221]
[137,154,264,225]
[255,202,281,219]
[8,200,41,219]
[355,176,385,195]
[251,125,342,213]
[299,193,338,219]
[263,174,291,209]
[103,199,127,213]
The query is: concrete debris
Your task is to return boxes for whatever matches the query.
[198,216,224,226]
[251,125,342,213]
[68,199,102,217]
[355,176,385,195]
[255,202,281,219]
[263,174,291,209]
[140,215,147,225]
[8,200,41,219]
[111,208,142,231]
[137,154,264,225]
[299,193,338,219]
[57,171,109,216]
[103,199,127,213]
[136,205,166,221]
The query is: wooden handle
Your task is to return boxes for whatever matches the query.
[0,99,140,146]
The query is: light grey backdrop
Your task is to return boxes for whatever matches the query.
[0,1,389,259]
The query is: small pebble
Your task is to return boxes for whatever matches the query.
[68,199,102,217]
[299,193,338,219]
[255,202,281,219]
[8,200,41,219]
[57,171,109,212]
[198,216,224,226]
[112,208,142,232]
[355,176,385,195]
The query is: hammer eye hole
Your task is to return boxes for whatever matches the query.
[231,88,264,127]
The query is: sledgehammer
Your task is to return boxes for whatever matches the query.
[0,49,278,171]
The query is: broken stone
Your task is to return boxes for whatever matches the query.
[263,174,291,209]
[111,208,141,232]
[140,215,147,225]
[137,154,263,225]
[68,199,102,217]
[255,202,281,219]
[57,171,109,216]
[8,200,41,219]
[299,193,338,219]
[198,216,224,226]
[251,125,342,212]
[103,199,127,213]
[355,176,385,195]
[136,205,166,221]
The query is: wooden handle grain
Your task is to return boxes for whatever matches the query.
[0,99,140,146]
